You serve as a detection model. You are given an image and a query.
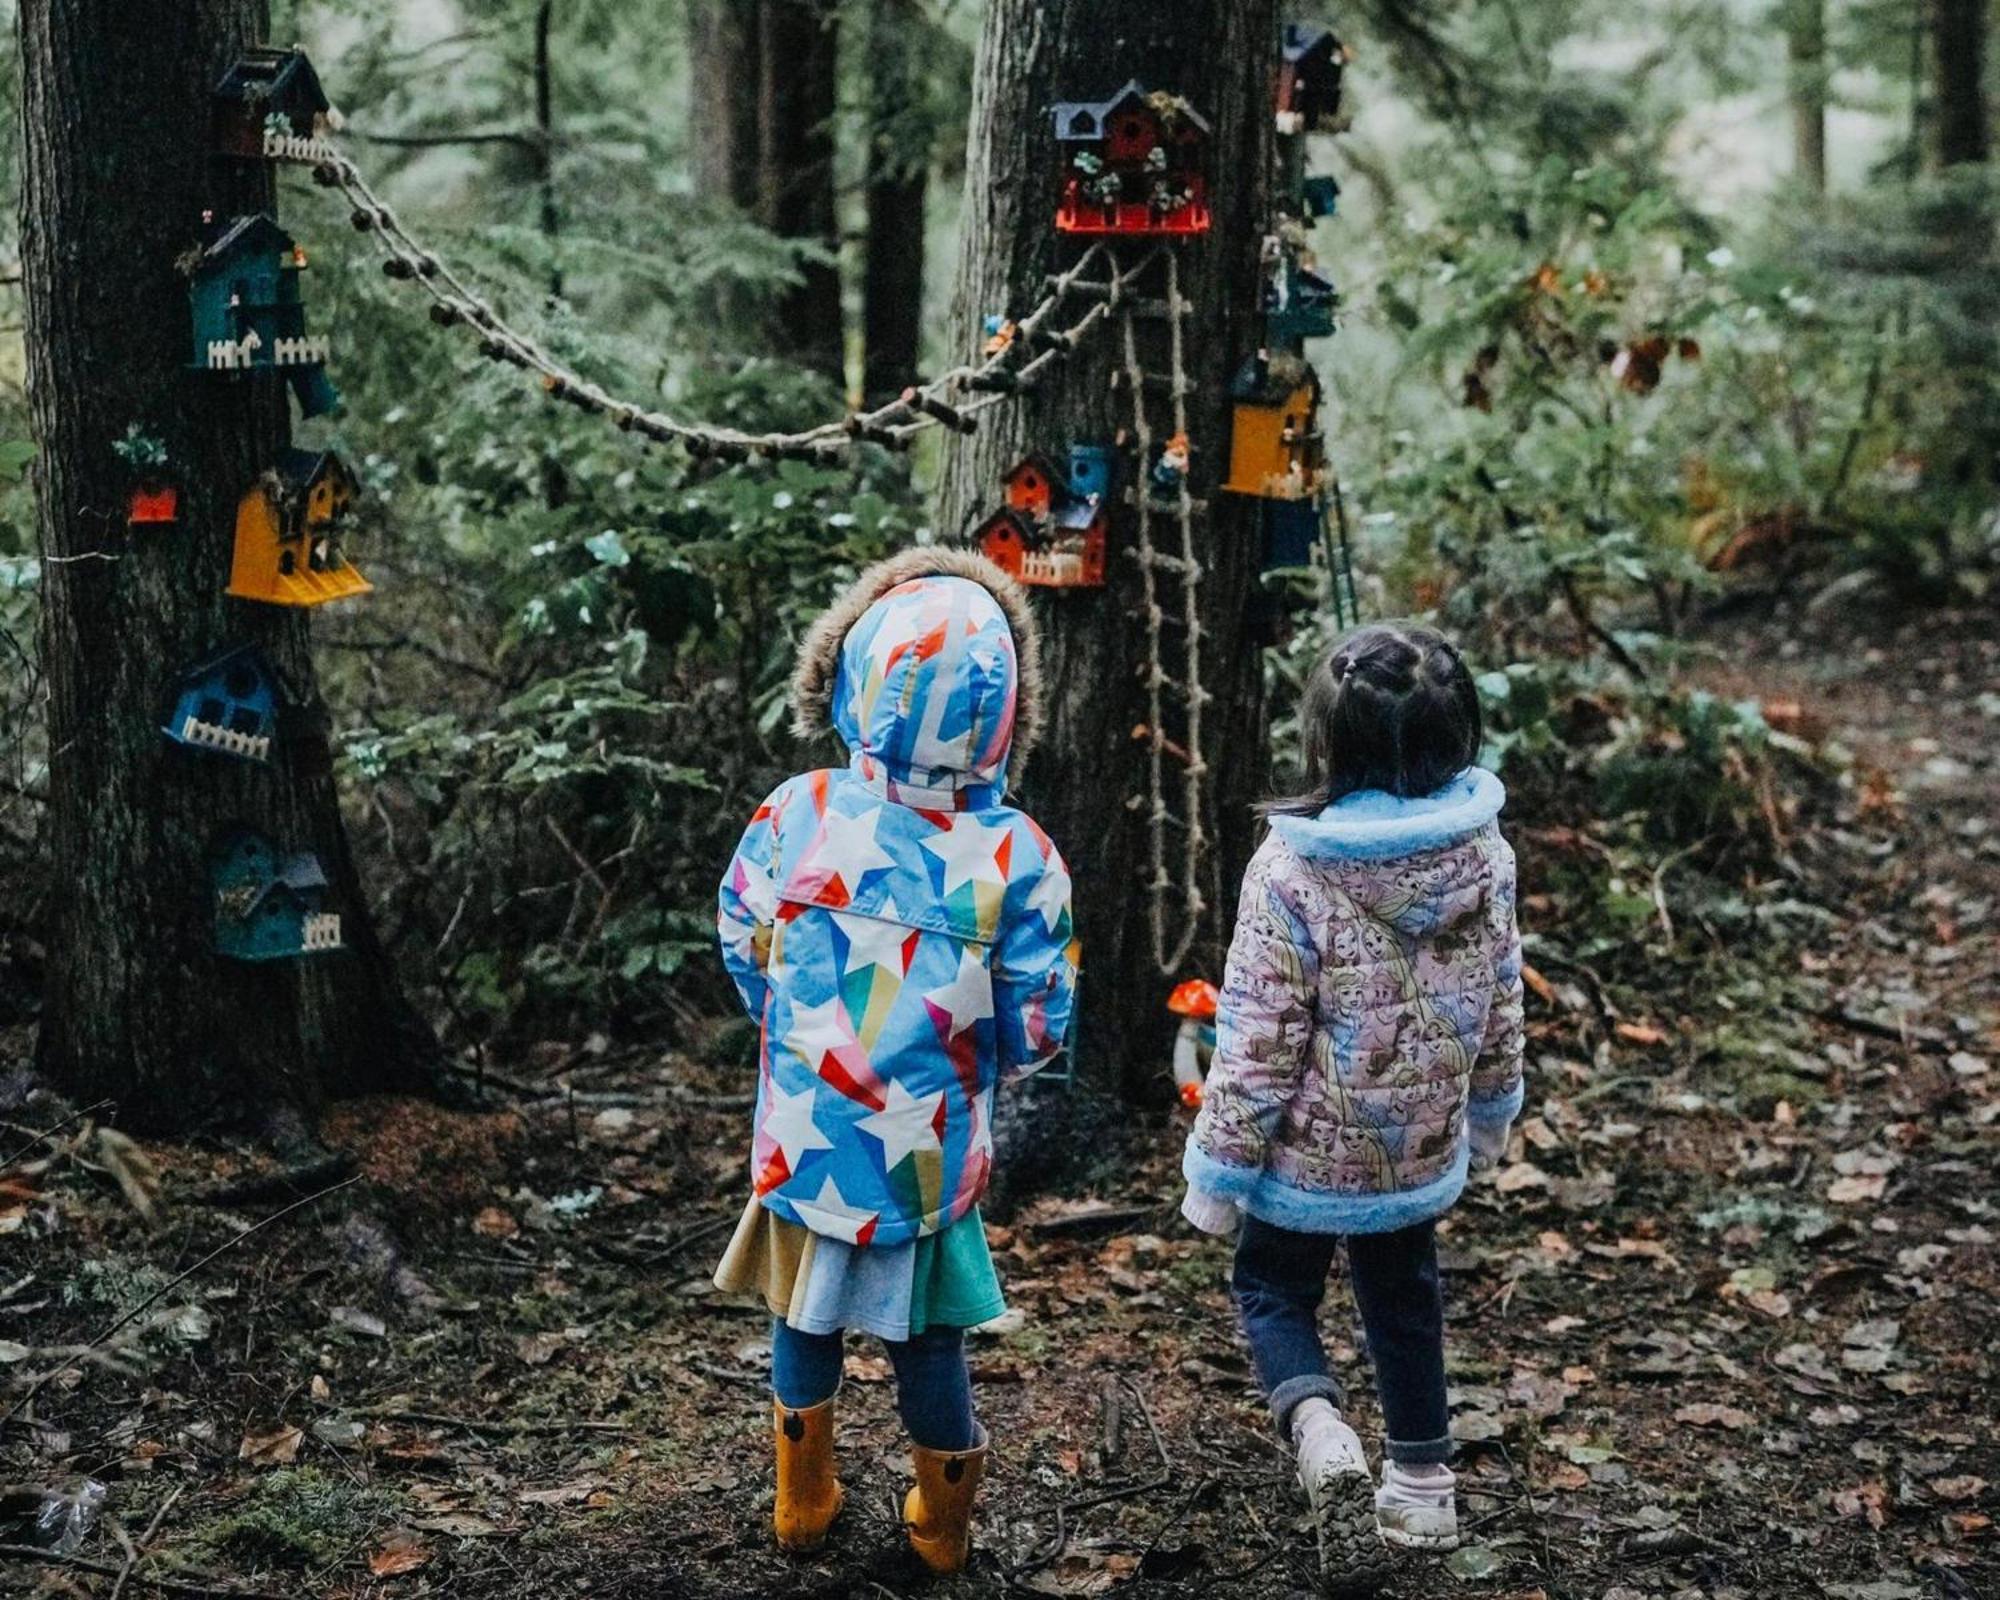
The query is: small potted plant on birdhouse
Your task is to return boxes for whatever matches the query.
[1167,978,1219,1107]
[211,827,343,961]
[227,449,371,607]
[162,645,284,764]
[113,426,178,527]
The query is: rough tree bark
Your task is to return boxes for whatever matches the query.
[19,0,434,1133]
[1931,0,1990,169]
[937,4,1278,1097]
[687,0,761,213]
[1787,0,1827,194]
[861,0,928,408]
[759,0,844,383]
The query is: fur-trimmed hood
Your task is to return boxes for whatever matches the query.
[790,548,1045,787]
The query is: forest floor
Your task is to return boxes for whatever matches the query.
[2,600,1996,1600]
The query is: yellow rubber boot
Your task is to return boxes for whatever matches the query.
[773,1397,843,1553]
[903,1425,989,1575]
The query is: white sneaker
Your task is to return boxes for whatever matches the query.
[1375,1460,1459,1550]
[1291,1401,1395,1594]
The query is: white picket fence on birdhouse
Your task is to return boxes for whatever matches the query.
[1018,549,1087,586]
[263,128,338,164]
[272,335,330,368]
[205,334,262,370]
[301,913,343,952]
[179,715,271,763]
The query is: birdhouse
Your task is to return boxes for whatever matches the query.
[977,449,1111,590]
[1261,497,1325,572]
[212,828,343,961]
[112,426,177,527]
[1276,23,1352,135]
[186,213,339,419]
[1067,445,1117,504]
[1167,978,1219,1108]
[1264,252,1339,343]
[1051,81,1211,236]
[227,449,372,607]
[127,483,180,526]
[163,645,283,764]
[1224,352,1324,499]
[1301,174,1342,218]
[213,47,339,163]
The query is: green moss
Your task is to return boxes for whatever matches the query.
[189,1469,393,1571]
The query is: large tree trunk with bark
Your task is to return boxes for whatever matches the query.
[861,0,928,409]
[759,0,844,384]
[687,0,762,213]
[937,4,1278,1102]
[19,0,434,1134]
[1931,0,1990,169]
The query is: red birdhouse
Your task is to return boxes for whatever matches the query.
[128,482,180,526]
[976,450,1114,590]
[1051,81,1211,237]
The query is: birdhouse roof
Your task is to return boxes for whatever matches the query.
[214,47,331,116]
[1003,453,1066,490]
[196,213,296,271]
[1054,497,1104,532]
[1282,23,1344,63]
[276,853,330,893]
[976,506,1040,545]
[1051,80,1211,140]
[275,447,353,495]
[1231,350,1320,406]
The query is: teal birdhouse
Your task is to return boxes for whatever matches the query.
[164,646,283,763]
[1261,498,1325,572]
[1264,252,1339,343]
[186,213,339,418]
[212,828,343,961]
[1301,175,1341,218]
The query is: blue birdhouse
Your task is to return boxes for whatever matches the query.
[186,213,339,419]
[212,828,343,961]
[1262,498,1325,572]
[1066,444,1117,504]
[1302,175,1341,218]
[1265,257,1339,343]
[163,645,283,764]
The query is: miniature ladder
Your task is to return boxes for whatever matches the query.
[1119,250,1211,978]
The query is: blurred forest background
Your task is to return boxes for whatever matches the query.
[0,0,1991,1067]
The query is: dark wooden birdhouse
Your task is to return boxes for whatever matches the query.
[1051,81,1211,236]
[187,213,339,418]
[212,827,343,961]
[213,47,338,163]
[1263,236,1339,344]
[163,645,283,764]
[1276,24,1352,134]
[1225,351,1325,499]
[1301,174,1342,218]
[1261,498,1325,572]
[227,448,371,607]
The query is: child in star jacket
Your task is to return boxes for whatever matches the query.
[1180,622,1525,1588]
[712,548,1075,1574]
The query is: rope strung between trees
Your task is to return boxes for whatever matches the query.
[1119,250,1210,979]
[313,153,1155,462]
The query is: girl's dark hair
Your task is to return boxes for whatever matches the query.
[1264,622,1482,817]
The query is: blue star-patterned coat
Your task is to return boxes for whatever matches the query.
[719,551,1076,1248]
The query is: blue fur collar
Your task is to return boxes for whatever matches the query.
[1269,767,1506,862]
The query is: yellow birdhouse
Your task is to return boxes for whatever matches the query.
[226,448,372,607]
[1223,351,1324,499]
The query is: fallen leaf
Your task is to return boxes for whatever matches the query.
[1830,1480,1891,1530]
[1495,1162,1551,1194]
[1445,1544,1504,1580]
[0,1340,28,1363]
[1827,1174,1887,1204]
[369,1533,433,1577]
[410,1512,504,1538]
[473,1206,518,1239]
[1674,1402,1751,1430]
[843,1354,891,1383]
[516,1330,569,1366]
[331,1305,386,1339]
[239,1424,304,1467]
[1930,1476,1987,1502]
[1613,1021,1668,1046]
[1020,1550,1141,1595]
[518,1479,602,1506]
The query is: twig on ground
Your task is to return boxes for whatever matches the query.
[355,1407,629,1436]
[109,1481,187,1600]
[0,1099,112,1170]
[0,1542,290,1600]
[1815,1005,1953,1055]
[194,1153,357,1208]
[1,1175,361,1429]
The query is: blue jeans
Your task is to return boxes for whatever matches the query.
[1231,1215,1451,1465]
[770,1319,977,1452]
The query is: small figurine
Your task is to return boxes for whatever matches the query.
[982,314,1017,358]
[1150,431,1192,499]
[1168,979,1219,1107]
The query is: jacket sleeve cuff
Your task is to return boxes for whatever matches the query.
[1179,1185,1239,1236]
[1467,1078,1525,1128]
[1182,1139,1262,1205]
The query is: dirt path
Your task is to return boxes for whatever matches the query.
[3,608,1994,1600]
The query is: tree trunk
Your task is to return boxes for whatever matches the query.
[19,0,434,1134]
[1787,0,1827,194]
[936,4,1278,1098]
[533,0,562,300]
[861,0,928,409]
[758,0,844,385]
[687,0,761,212]
[1931,0,1990,168]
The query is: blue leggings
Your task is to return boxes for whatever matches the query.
[770,1319,976,1452]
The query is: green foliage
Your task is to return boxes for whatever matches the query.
[189,1469,394,1570]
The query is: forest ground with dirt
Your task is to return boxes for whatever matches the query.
[2,599,1995,1600]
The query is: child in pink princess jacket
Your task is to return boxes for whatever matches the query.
[712,549,1075,1575]
[1180,622,1525,1592]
